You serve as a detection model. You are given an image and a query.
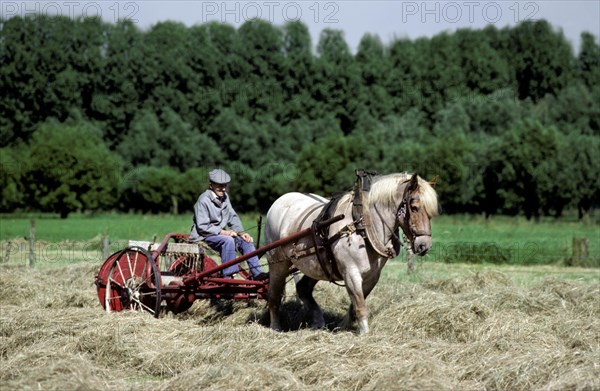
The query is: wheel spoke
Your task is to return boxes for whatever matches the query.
[142,272,154,286]
[105,293,111,313]
[139,262,157,288]
[138,291,156,296]
[128,270,154,291]
[126,252,134,278]
[133,251,139,278]
[108,277,124,288]
[117,260,127,284]
[105,277,113,312]
[142,261,151,284]
[131,297,156,314]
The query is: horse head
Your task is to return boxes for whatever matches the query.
[397,174,437,256]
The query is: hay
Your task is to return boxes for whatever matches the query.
[1,264,598,390]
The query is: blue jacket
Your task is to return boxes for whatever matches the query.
[189,189,244,241]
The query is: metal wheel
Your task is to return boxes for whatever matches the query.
[102,247,162,317]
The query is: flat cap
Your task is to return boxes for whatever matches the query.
[208,168,231,184]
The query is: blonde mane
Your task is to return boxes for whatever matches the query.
[368,173,439,217]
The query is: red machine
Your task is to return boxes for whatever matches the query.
[95,215,343,317]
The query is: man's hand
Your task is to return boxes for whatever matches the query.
[240,232,253,243]
[220,229,238,237]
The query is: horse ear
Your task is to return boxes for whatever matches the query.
[429,176,439,187]
[408,173,419,192]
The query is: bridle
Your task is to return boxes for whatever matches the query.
[396,186,432,245]
[368,178,432,256]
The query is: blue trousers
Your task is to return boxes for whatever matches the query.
[204,235,263,278]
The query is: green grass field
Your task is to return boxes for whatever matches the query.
[431,214,599,266]
[1,213,598,270]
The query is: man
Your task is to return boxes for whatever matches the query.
[190,168,268,280]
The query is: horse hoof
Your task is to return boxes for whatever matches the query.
[357,319,369,335]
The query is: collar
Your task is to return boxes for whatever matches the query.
[209,190,228,207]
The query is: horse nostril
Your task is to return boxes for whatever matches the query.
[415,242,429,255]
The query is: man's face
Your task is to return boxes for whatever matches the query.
[210,182,228,198]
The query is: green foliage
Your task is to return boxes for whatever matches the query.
[508,20,575,101]
[206,109,260,165]
[294,134,359,196]
[356,34,394,120]
[578,32,600,89]
[117,108,224,171]
[462,89,524,136]
[280,22,316,123]
[542,82,600,135]
[1,16,598,218]
[485,119,566,219]
[0,147,28,211]
[426,133,478,213]
[315,29,362,133]
[120,166,180,213]
[454,28,512,96]
[565,133,600,219]
[387,38,431,116]
[177,167,210,212]
[24,120,122,218]
[93,20,143,145]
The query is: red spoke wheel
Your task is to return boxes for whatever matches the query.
[97,247,162,318]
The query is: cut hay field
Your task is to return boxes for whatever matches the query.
[1,213,599,390]
[1,260,599,390]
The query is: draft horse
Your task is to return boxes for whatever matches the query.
[265,173,438,335]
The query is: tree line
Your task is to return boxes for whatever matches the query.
[1,16,598,219]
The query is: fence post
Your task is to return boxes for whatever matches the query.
[171,196,179,215]
[1,241,13,263]
[407,249,415,274]
[28,219,35,268]
[102,235,110,260]
[568,237,589,267]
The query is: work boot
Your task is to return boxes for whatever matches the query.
[252,272,269,281]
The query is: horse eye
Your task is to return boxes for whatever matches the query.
[410,197,420,212]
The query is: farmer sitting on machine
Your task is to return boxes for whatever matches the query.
[189,168,268,281]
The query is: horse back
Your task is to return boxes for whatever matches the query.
[265,192,328,241]
[266,190,361,282]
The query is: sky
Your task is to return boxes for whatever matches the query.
[2,1,599,52]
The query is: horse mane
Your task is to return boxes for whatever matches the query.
[369,173,439,217]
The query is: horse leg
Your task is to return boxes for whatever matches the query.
[340,272,370,335]
[340,272,380,334]
[296,275,324,329]
[340,303,356,330]
[267,256,291,331]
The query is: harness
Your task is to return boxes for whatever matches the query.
[310,196,344,282]
[309,169,398,283]
[354,169,403,258]
[306,172,434,281]
[352,169,378,234]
